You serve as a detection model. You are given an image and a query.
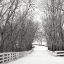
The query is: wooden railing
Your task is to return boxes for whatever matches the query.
[53,51,64,56]
[0,49,33,64]
[47,50,64,56]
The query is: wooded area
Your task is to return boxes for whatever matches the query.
[1,0,64,53]
[44,0,64,51]
[0,0,38,52]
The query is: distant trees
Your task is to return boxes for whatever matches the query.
[35,28,44,45]
[0,0,37,52]
[44,0,64,51]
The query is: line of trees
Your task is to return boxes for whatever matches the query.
[43,0,64,51]
[0,0,38,52]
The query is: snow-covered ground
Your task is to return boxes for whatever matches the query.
[7,42,64,64]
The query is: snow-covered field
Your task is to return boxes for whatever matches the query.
[7,42,64,64]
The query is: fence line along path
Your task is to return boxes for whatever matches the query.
[0,49,33,64]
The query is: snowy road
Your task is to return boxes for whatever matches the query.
[7,45,64,64]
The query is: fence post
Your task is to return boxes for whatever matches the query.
[3,53,4,64]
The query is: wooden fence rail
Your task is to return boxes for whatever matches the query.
[0,49,33,64]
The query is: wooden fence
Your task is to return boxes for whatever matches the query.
[0,49,33,64]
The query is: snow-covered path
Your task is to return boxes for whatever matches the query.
[7,45,64,64]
